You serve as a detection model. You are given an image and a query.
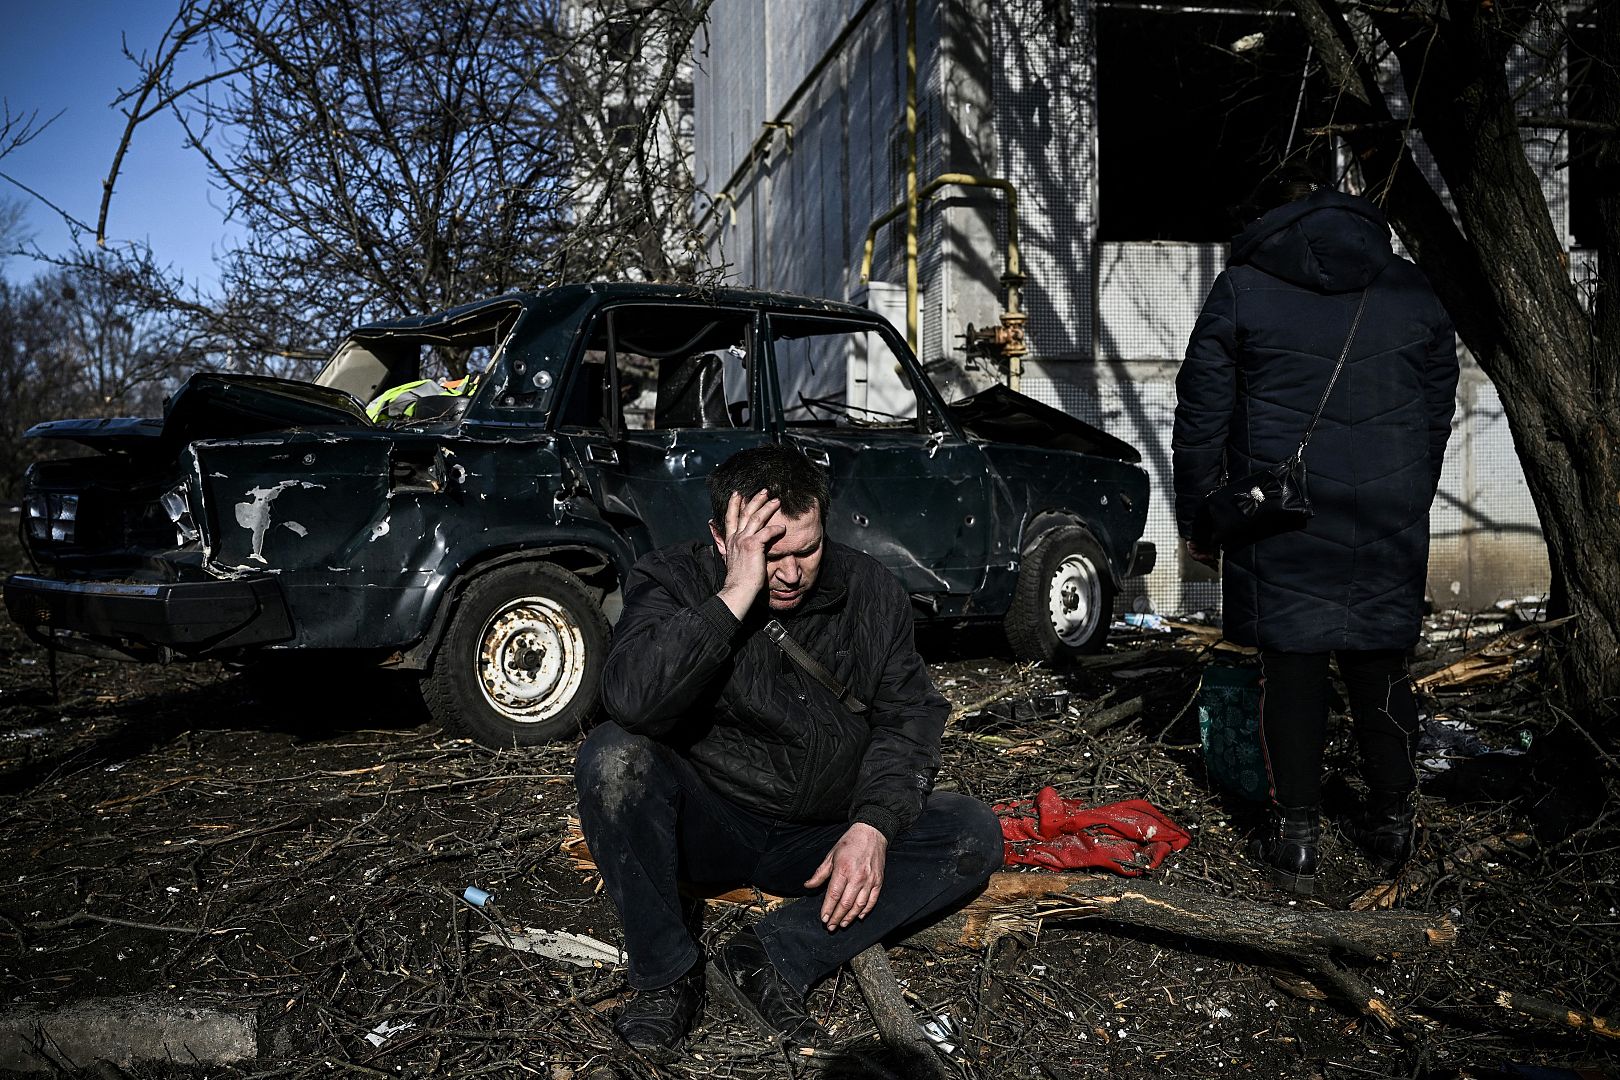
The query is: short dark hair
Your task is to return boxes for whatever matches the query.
[1235,162,1328,226]
[708,444,829,534]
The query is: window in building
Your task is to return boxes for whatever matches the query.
[1097,1,1328,242]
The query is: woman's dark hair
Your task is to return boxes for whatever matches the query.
[1234,163,1329,226]
[708,444,830,533]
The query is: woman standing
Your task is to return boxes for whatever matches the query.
[1173,180,1459,895]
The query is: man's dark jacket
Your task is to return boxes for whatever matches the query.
[1172,189,1459,652]
[599,540,946,841]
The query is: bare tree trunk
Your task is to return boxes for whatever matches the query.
[1290,0,1620,722]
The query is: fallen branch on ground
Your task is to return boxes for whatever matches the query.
[561,825,1453,955]
[849,946,954,1079]
[1416,617,1574,691]
[1490,988,1620,1040]
[561,825,1454,1029]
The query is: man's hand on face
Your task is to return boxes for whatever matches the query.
[715,489,786,619]
[805,822,887,931]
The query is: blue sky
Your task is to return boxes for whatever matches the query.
[0,1,239,288]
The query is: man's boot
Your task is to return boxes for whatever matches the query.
[711,926,824,1049]
[613,962,706,1063]
[1352,788,1418,874]
[1251,805,1320,896]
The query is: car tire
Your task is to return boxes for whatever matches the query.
[1005,527,1115,662]
[422,562,608,747]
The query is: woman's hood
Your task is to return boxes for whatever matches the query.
[1229,188,1394,293]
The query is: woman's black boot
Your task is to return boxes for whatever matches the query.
[1252,806,1320,896]
[1354,788,1417,874]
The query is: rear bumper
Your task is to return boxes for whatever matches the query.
[3,573,293,659]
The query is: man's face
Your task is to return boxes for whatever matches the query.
[761,508,825,611]
[710,502,825,612]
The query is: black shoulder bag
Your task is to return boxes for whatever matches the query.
[1194,289,1369,550]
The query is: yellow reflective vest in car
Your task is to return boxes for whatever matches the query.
[366,376,473,422]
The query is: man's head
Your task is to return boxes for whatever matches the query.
[708,445,830,611]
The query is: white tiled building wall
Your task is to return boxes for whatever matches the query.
[690,0,1554,619]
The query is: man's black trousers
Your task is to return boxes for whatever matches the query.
[1258,649,1421,808]
[575,722,1004,995]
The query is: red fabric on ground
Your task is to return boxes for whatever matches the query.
[992,786,1191,875]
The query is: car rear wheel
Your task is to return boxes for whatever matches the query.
[1005,527,1115,662]
[422,563,608,747]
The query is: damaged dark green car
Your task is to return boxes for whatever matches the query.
[6,285,1154,748]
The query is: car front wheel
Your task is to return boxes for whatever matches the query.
[1005,527,1115,662]
[422,563,608,747]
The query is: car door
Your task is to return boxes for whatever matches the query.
[556,302,768,556]
[764,310,993,607]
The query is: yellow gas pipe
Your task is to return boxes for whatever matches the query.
[859,173,1026,389]
[861,0,1025,389]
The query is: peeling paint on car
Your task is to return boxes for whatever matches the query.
[234,481,327,564]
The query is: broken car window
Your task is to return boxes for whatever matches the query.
[559,305,753,433]
[767,315,923,432]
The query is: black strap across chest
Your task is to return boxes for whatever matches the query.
[764,619,869,715]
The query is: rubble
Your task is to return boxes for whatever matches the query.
[1,526,1615,1077]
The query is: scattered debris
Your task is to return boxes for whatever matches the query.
[1416,616,1574,690]
[477,928,624,968]
[364,1018,416,1047]
[1,534,1614,1078]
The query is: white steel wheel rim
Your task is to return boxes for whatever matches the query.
[1046,553,1102,646]
[476,595,588,723]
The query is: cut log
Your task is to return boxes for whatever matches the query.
[561,824,1454,957]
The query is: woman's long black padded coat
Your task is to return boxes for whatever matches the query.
[1173,189,1459,653]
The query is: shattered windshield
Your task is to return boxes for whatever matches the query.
[313,303,522,410]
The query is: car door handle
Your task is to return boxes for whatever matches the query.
[803,448,830,468]
[586,445,619,465]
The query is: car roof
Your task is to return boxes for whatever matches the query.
[354,284,886,334]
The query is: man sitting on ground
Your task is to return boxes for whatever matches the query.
[574,444,1003,1060]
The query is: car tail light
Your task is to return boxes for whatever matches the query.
[161,484,200,545]
[26,493,78,544]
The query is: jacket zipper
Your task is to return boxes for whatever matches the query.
[785,667,823,821]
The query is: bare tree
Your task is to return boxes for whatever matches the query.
[553,0,716,283]
[0,104,54,258]
[0,261,198,498]
[82,0,718,377]
[1280,0,1618,720]
[97,0,575,373]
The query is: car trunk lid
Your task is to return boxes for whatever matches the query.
[25,372,371,452]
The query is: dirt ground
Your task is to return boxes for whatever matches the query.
[1,506,1616,1079]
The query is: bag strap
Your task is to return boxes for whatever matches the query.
[1296,289,1370,456]
[764,619,869,715]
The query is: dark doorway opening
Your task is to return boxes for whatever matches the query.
[1097,1,1328,242]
